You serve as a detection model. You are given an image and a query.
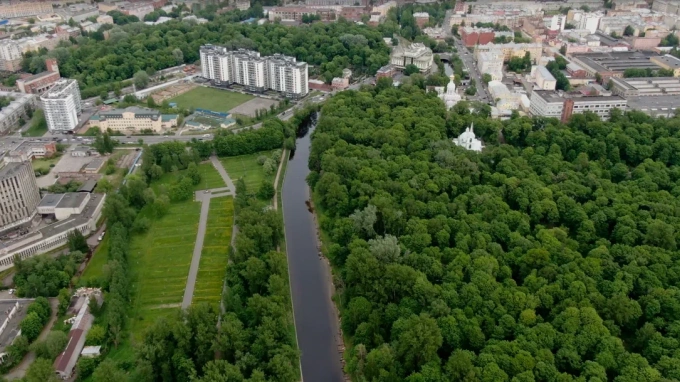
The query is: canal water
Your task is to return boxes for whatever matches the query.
[282,114,344,382]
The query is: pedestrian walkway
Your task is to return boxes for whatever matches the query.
[181,157,235,309]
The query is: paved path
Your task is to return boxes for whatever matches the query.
[181,158,236,309]
[272,149,287,210]
[6,298,59,381]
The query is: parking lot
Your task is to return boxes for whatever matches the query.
[229,97,279,117]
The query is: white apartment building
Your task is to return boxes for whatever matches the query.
[477,50,504,81]
[546,15,566,31]
[530,90,627,121]
[0,162,41,236]
[200,45,309,98]
[40,79,82,132]
[268,54,309,98]
[0,40,23,72]
[572,11,602,34]
[530,90,566,119]
[534,66,557,90]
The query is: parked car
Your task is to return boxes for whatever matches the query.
[98,231,105,241]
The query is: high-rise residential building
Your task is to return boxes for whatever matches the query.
[40,79,82,132]
[200,45,309,98]
[0,161,41,235]
[267,54,309,98]
[0,40,23,72]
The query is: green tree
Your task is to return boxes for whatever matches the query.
[24,358,60,382]
[134,70,150,89]
[257,180,275,200]
[405,64,420,76]
[91,359,127,382]
[67,230,89,253]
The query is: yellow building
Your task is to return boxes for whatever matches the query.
[88,107,178,133]
[474,43,543,63]
[650,55,680,77]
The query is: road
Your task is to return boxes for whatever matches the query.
[452,38,491,103]
[282,116,344,382]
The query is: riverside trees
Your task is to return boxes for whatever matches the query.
[310,84,680,381]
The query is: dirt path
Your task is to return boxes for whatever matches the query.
[272,149,287,211]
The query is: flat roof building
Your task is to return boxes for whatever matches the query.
[0,90,38,134]
[88,106,177,133]
[650,55,680,77]
[610,77,680,97]
[530,89,627,122]
[569,51,663,81]
[40,79,82,133]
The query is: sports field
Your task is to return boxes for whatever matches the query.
[192,196,234,306]
[220,150,276,191]
[168,87,253,113]
[128,200,202,337]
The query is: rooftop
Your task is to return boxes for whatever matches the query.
[38,193,64,208]
[0,162,29,180]
[54,328,85,374]
[653,55,680,69]
[161,114,178,122]
[84,158,104,171]
[537,66,556,82]
[571,51,662,73]
[17,70,58,85]
[627,95,680,111]
[40,79,78,100]
[99,106,160,118]
[78,179,97,193]
[56,192,88,209]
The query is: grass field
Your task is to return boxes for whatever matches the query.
[151,162,226,194]
[220,151,276,192]
[192,197,234,306]
[127,200,202,337]
[80,235,110,283]
[31,155,62,172]
[169,87,253,113]
[21,110,47,137]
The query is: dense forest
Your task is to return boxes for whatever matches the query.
[22,17,390,96]
[309,83,680,381]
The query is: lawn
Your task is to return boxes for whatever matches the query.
[80,235,110,283]
[31,155,62,172]
[21,110,47,137]
[151,162,226,194]
[127,200,202,338]
[169,87,253,113]
[192,196,234,306]
[220,150,276,192]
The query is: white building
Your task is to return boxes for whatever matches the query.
[530,90,627,121]
[0,91,38,134]
[436,75,462,109]
[40,79,82,132]
[453,124,483,152]
[200,45,309,98]
[547,14,566,31]
[477,50,504,81]
[529,90,565,119]
[534,66,557,90]
[0,40,23,72]
[390,43,433,72]
[572,11,602,34]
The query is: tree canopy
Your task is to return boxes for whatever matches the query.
[309,83,680,381]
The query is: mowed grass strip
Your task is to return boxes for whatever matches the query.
[220,151,275,191]
[168,87,253,113]
[80,235,109,283]
[192,196,234,305]
[128,200,201,338]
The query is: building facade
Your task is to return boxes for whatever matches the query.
[477,50,504,81]
[267,6,337,22]
[0,1,53,18]
[535,66,557,90]
[460,27,495,47]
[530,90,627,122]
[474,43,543,62]
[0,91,38,134]
[40,79,82,132]
[17,58,61,94]
[0,162,41,235]
[88,107,177,133]
[200,45,309,98]
[650,55,680,77]
[0,40,23,72]
[390,43,433,72]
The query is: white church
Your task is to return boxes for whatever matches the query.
[453,123,483,152]
[436,74,462,109]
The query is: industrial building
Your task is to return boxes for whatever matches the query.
[569,51,663,81]
[200,45,309,98]
[610,77,680,97]
[40,79,82,132]
[530,90,627,122]
[649,55,680,77]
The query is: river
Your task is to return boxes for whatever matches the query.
[282,115,344,382]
